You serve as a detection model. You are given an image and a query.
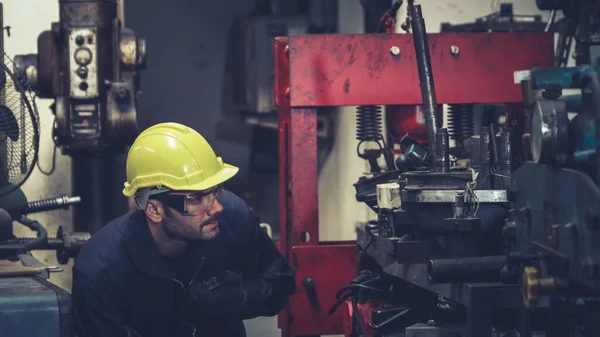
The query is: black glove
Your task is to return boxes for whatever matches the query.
[188,270,248,315]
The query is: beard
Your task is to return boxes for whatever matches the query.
[162,207,220,241]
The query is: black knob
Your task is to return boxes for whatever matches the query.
[76,67,88,79]
[75,35,85,46]
[303,276,316,289]
[115,87,131,101]
[79,82,88,91]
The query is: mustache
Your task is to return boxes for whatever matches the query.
[200,213,220,227]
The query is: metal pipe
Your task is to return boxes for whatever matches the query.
[498,127,512,188]
[409,5,439,161]
[435,128,450,172]
[72,152,128,233]
[18,217,48,251]
[0,2,4,56]
[478,127,492,189]
[470,135,481,169]
[489,123,500,188]
[117,0,125,25]
[427,255,507,284]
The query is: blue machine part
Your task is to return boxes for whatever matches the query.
[514,162,600,296]
[531,66,598,90]
[0,276,71,337]
[530,66,582,89]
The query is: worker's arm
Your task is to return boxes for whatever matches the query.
[236,211,296,319]
[71,269,131,337]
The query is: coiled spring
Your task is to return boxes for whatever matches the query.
[356,105,384,157]
[447,104,474,143]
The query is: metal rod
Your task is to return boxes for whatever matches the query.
[478,127,492,189]
[470,135,481,169]
[410,5,439,161]
[427,255,507,284]
[498,127,512,188]
[117,0,125,25]
[435,128,449,172]
[0,2,4,57]
[489,123,500,188]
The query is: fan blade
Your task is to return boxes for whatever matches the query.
[0,104,19,142]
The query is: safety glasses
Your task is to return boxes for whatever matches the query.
[151,184,223,216]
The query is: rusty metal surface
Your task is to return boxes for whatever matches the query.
[287,33,554,107]
[275,37,291,337]
[277,37,357,336]
[289,244,358,335]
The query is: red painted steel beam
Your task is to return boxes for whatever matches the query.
[287,33,555,107]
[275,37,291,337]
[289,244,358,335]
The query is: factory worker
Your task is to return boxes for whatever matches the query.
[70,122,295,337]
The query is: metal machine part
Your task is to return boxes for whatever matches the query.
[0,188,90,264]
[447,104,474,144]
[0,276,71,337]
[0,196,88,337]
[14,0,146,233]
[410,5,440,160]
[344,5,556,337]
[440,3,546,33]
[530,99,569,164]
[15,0,146,153]
[513,64,600,322]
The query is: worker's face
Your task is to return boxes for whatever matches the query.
[159,186,224,241]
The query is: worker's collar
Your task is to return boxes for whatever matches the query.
[124,211,184,280]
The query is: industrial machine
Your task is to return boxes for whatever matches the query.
[14,0,146,232]
[0,10,90,334]
[275,1,600,336]
[272,0,600,336]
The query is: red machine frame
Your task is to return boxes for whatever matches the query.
[275,32,554,336]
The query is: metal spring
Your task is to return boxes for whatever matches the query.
[447,104,474,143]
[356,105,382,142]
[24,195,80,214]
[16,237,62,250]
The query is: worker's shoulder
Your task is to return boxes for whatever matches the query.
[219,190,259,236]
[73,212,134,277]
[220,189,253,219]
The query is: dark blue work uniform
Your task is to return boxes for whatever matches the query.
[71,191,295,337]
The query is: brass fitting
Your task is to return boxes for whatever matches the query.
[522,266,557,308]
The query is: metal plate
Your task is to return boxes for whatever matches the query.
[287,33,554,107]
[289,244,357,335]
[514,163,600,293]
[0,277,62,337]
[68,28,98,99]
[403,190,508,203]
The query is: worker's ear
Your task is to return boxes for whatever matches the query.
[145,199,164,223]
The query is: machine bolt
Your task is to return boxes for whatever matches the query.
[450,45,460,55]
[115,87,131,101]
[390,46,401,56]
[303,276,316,289]
[427,319,437,326]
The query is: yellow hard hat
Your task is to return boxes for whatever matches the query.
[122,122,238,197]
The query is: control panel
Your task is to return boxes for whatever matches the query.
[68,28,100,139]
